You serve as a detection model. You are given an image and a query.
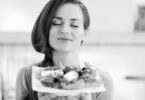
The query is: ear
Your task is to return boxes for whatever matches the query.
[84,28,89,37]
[81,28,89,44]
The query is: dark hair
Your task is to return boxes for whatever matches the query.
[31,0,90,66]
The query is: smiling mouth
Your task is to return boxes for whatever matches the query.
[57,38,73,41]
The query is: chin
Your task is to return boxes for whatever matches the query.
[58,49,74,53]
[54,47,77,53]
[51,44,79,53]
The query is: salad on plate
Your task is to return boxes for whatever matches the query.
[32,63,105,96]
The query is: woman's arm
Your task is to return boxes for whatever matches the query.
[15,67,31,100]
[96,71,114,100]
[84,62,114,100]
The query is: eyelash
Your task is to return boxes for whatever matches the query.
[52,23,61,25]
[71,24,79,28]
[52,22,79,28]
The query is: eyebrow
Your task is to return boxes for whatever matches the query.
[53,17,81,21]
[53,17,62,20]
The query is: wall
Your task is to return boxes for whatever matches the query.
[83,0,134,33]
[0,45,43,100]
[0,0,134,32]
[80,46,145,100]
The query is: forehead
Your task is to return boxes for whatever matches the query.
[54,3,83,21]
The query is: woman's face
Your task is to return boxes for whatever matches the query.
[49,3,87,53]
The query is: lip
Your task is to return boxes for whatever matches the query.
[57,37,73,41]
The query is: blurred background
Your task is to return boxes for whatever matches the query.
[0,0,145,100]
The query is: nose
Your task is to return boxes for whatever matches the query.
[60,24,70,35]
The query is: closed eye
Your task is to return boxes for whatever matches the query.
[52,23,62,25]
[52,18,62,26]
[52,21,62,26]
[71,21,80,28]
[71,24,79,28]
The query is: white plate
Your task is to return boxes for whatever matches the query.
[32,66,106,96]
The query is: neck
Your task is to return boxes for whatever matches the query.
[52,50,80,68]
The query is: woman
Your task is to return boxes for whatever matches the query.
[16,0,114,100]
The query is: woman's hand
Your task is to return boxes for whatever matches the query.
[65,95,80,100]
[37,92,57,100]
[65,93,91,100]
[37,93,91,100]
[37,93,77,100]
[80,93,92,100]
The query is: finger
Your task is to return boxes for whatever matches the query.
[60,97,67,100]
[66,96,80,100]
[37,92,58,100]
[80,93,92,100]
[38,95,52,100]
[37,92,47,97]
[48,93,57,98]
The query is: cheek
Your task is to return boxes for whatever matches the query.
[49,28,57,45]
[74,29,85,41]
[49,27,58,38]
